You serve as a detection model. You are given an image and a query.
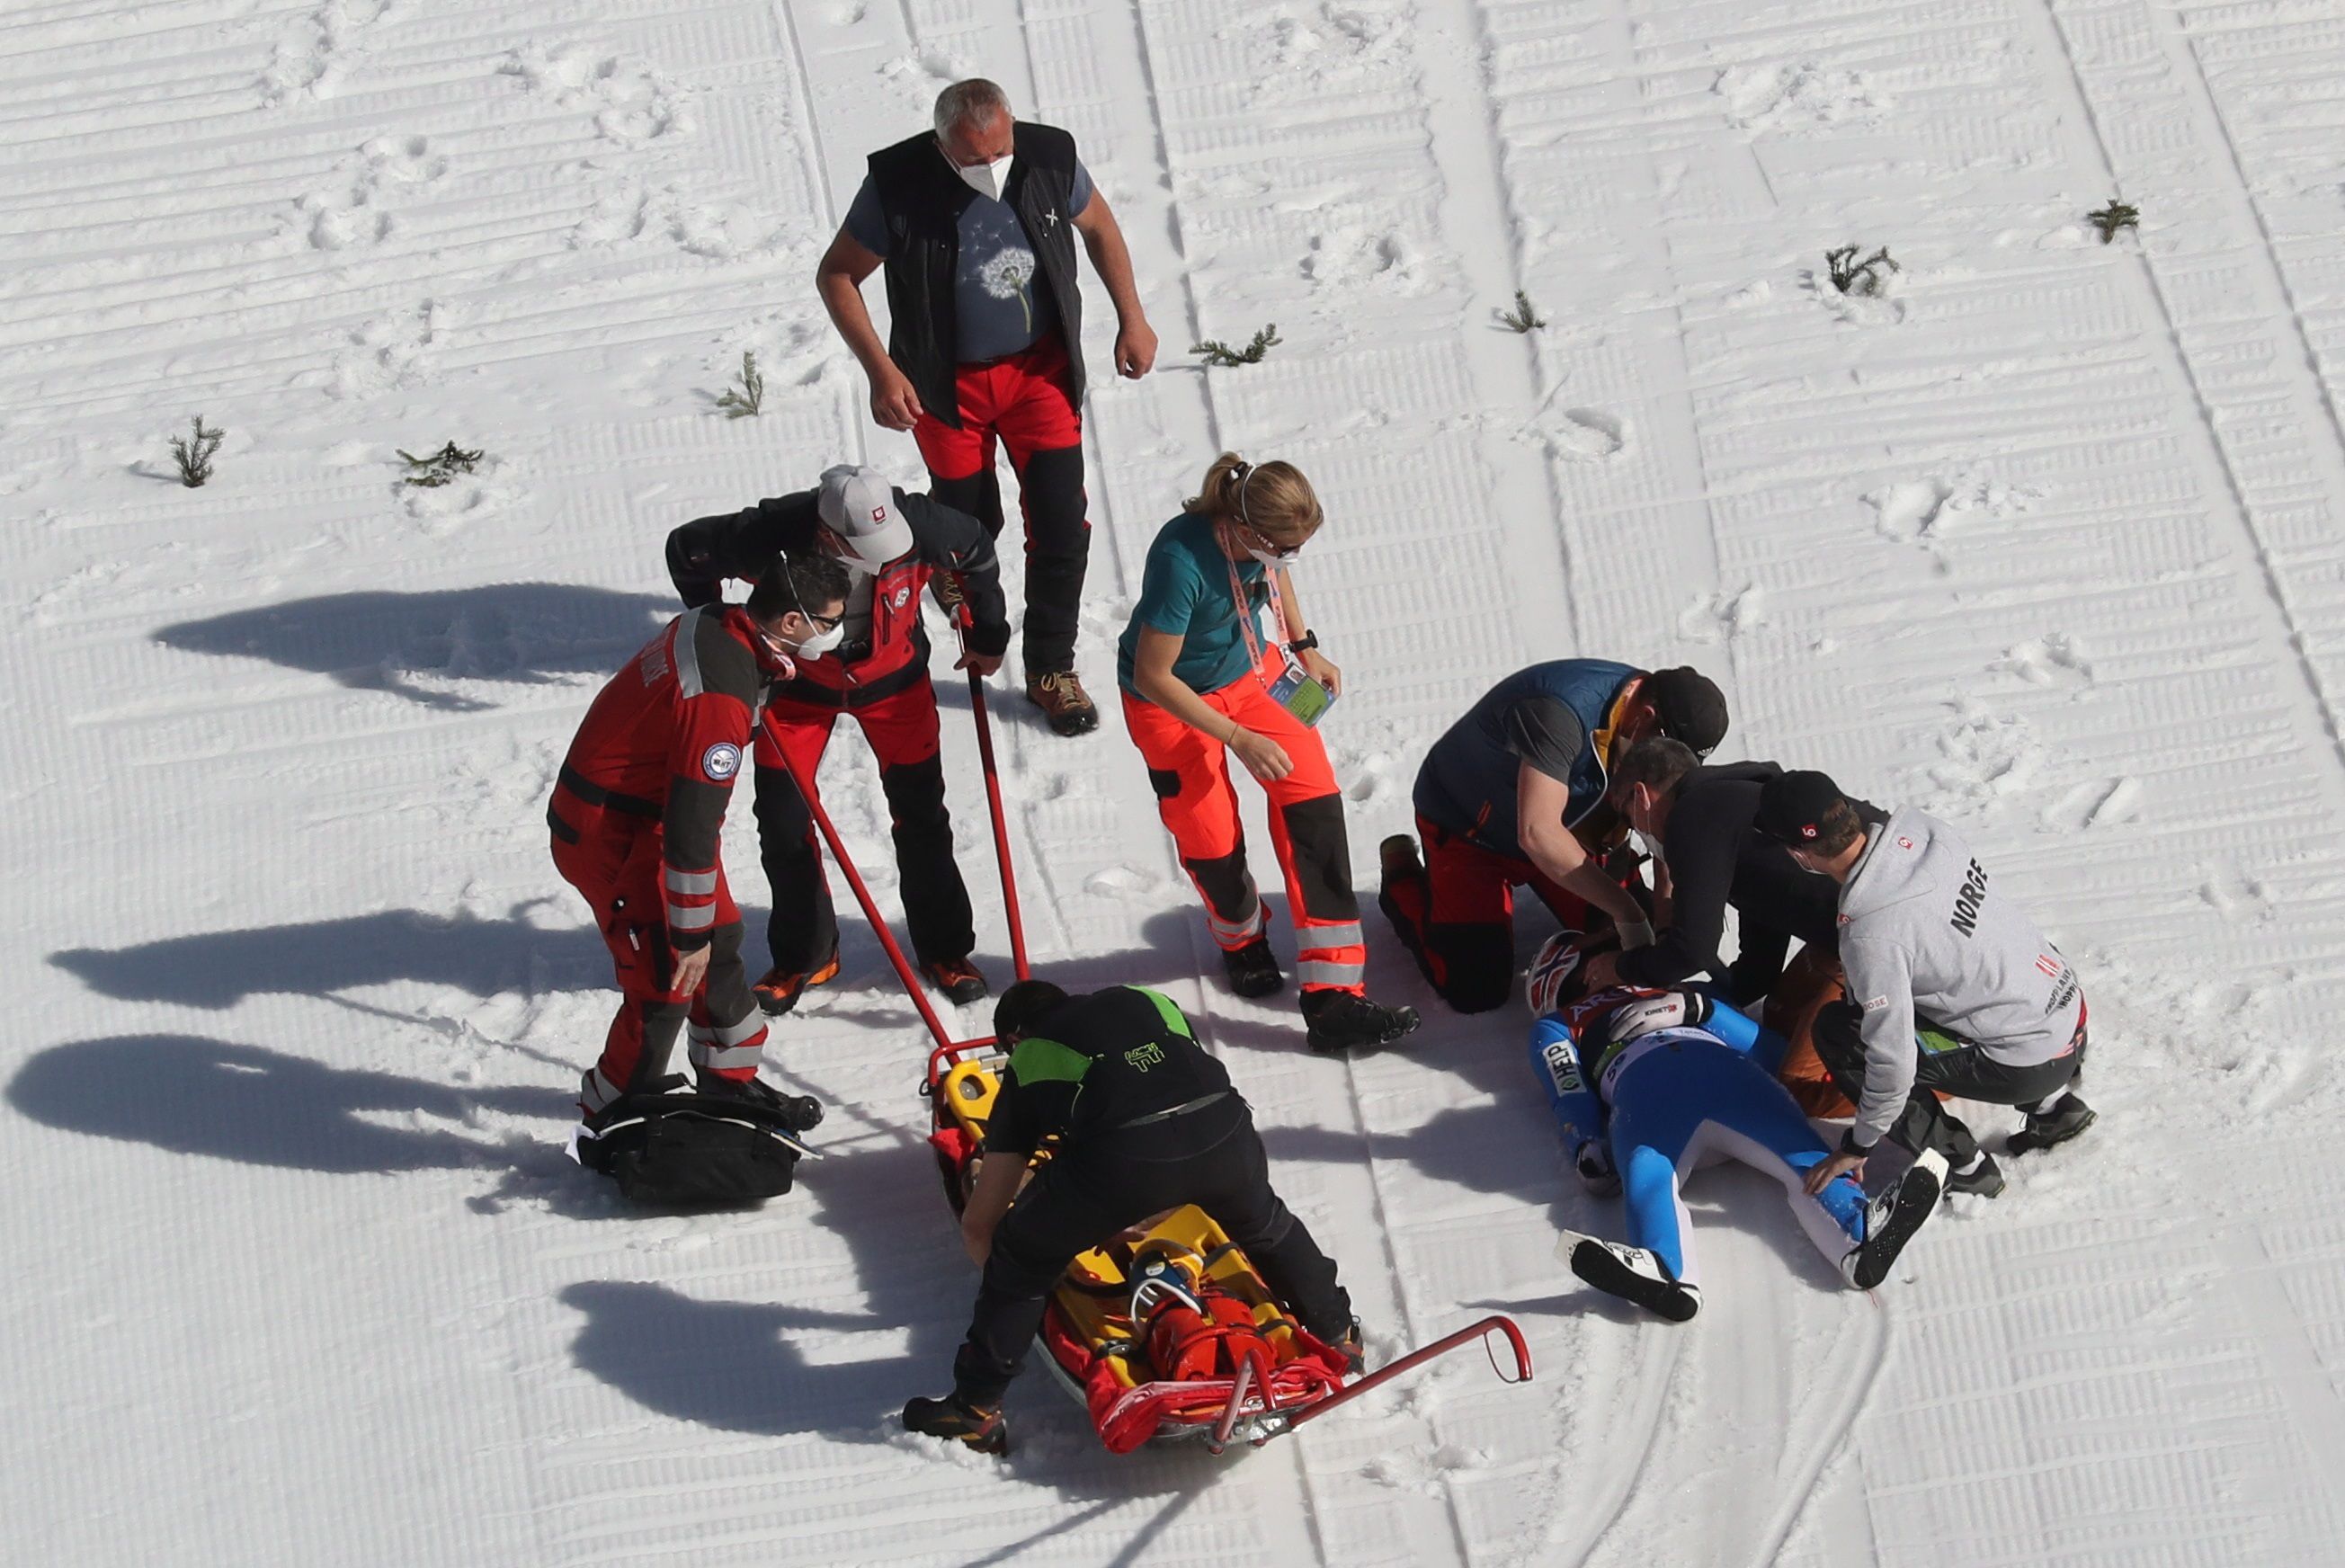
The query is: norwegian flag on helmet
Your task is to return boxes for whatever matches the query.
[1526,933,1586,1019]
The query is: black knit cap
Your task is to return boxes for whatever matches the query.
[993,978,1071,1043]
[1754,770,1848,846]
[1642,667,1729,756]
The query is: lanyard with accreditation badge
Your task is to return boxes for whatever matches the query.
[1224,554,1335,728]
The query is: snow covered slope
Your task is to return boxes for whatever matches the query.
[8,1,2345,1563]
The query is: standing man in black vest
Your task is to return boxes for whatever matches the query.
[816,78,1158,738]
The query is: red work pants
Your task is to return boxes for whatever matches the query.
[1378,814,1590,1014]
[749,679,974,972]
[550,805,766,1112]
[1121,655,1368,996]
[912,334,1088,674]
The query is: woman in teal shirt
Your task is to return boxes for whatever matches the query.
[1116,452,1419,1055]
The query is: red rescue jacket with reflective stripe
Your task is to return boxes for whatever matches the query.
[664,487,1010,706]
[558,606,784,949]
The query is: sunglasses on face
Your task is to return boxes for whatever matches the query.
[1244,525,1302,563]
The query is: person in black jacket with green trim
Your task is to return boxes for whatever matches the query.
[902,980,1356,1455]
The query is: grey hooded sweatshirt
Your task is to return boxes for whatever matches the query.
[1838,807,2083,1147]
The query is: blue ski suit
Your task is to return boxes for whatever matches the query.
[1529,991,1870,1286]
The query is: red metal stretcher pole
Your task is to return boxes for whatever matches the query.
[777,744,961,1055]
[956,604,1030,984]
[1268,1315,1532,1440]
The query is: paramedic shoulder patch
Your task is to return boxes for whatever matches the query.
[701,742,742,781]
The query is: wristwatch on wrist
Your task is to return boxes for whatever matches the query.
[1286,629,1319,655]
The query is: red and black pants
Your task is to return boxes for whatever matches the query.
[1379,814,1591,1013]
[1122,655,1369,996]
[752,679,975,974]
[548,795,767,1111]
[913,333,1088,676]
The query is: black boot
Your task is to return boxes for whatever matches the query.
[1222,936,1284,999]
[2008,1093,2096,1155]
[696,1073,824,1132]
[902,1393,1007,1456]
[1569,1237,1700,1322]
[1944,1150,2004,1198]
[1378,833,1423,885]
[1301,991,1421,1054]
[1841,1150,1945,1289]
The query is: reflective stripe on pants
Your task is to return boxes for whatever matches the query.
[1121,653,1368,994]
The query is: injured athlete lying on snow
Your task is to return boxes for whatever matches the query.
[1524,935,1946,1321]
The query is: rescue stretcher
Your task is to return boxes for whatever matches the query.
[781,609,1533,1453]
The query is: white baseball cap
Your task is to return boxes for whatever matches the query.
[816,464,914,573]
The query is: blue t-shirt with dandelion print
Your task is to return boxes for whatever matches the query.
[845,163,1097,363]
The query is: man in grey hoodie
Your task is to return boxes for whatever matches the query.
[1754,771,2096,1199]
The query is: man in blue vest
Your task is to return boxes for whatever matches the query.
[815,78,1159,739]
[1379,661,1728,1012]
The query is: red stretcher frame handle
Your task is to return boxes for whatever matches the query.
[774,598,1030,1057]
[1271,1315,1533,1439]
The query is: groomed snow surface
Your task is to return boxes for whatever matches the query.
[9,1,2345,1564]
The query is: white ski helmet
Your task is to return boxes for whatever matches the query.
[1526,932,1585,1018]
[1596,990,1711,1050]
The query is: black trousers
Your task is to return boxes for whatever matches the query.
[952,1099,1350,1405]
[750,742,974,974]
[927,444,1088,676]
[1813,1001,2084,1166]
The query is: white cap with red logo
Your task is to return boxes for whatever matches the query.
[816,464,914,573]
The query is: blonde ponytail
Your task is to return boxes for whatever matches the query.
[1184,451,1324,546]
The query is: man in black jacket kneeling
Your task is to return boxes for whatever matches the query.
[902,981,1357,1455]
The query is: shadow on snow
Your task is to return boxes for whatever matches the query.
[153,583,673,709]
[4,1034,571,1173]
[49,905,609,1010]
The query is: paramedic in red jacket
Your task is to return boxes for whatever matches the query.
[548,555,853,1121]
[666,464,1013,1012]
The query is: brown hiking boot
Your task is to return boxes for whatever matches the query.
[1026,669,1100,736]
[752,948,841,1015]
[902,1393,1006,1456]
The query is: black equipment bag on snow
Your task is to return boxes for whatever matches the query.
[575,1087,810,1207]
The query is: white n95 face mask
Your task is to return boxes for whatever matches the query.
[956,154,1012,201]
[794,620,846,661]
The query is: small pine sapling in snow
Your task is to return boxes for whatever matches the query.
[169,415,226,487]
[1496,290,1547,333]
[1825,245,1899,296]
[397,441,486,487]
[1191,324,1281,367]
[2087,200,2139,245]
[715,351,764,418]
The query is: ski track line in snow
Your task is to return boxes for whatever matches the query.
[1751,1292,1892,1564]
[1105,3,1480,1557]
[17,2,2345,1564]
[2035,0,2345,798]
